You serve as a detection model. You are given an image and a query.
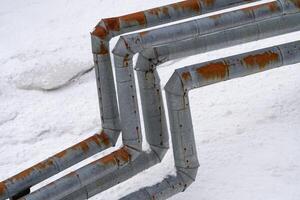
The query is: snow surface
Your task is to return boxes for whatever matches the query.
[0,0,300,199]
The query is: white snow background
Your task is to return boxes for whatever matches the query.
[0,0,300,199]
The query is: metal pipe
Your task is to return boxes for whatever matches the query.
[113,0,300,56]
[0,1,258,199]
[19,146,140,200]
[61,1,300,199]
[0,130,114,200]
[121,39,300,200]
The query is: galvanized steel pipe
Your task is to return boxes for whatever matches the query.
[121,39,300,200]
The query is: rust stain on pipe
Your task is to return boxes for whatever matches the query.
[172,0,201,12]
[148,7,170,16]
[54,132,110,159]
[181,72,192,81]
[0,182,6,196]
[54,150,67,159]
[100,148,131,166]
[71,132,111,154]
[123,54,130,67]
[120,12,147,26]
[242,2,280,13]
[91,26,108,39]
[99,42,109,55]
[103,18,121,32]
[243,51,279,70]
[196,62,229,80]
[202,0,215,7]
[1,132,112,190]
[268,1,281,12]
[12,160,54,182]
[95,131,111,146]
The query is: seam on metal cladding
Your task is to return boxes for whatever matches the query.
[276,46,285,65]
[177,169,197,181]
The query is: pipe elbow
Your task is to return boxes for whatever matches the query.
[164,71,185,96]
[177,167,199,191]
[113,35,144,56]
[112,36,133,57]
[150,145,169,162]
[103,129,120,147]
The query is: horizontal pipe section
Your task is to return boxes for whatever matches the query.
[19,146,139,200]
[113,0,300,56]
[61,151,160,200]
[174,40,300,92]
[121,39,300,200]
[0,131,114,200]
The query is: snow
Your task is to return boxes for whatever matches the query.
[0,0,299,200]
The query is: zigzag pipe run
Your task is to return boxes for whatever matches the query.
[61,0,300,199]
[123,39,300,200]
[0,0,256,200]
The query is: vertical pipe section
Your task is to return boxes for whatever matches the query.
[121,39,300,200]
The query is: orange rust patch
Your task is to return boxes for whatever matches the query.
[91,26,108,39]
[148,6,170,16]
[181,72,191,81]
[202,0,215,7]
[197,62,229,80]
[120,12,146,26]
[243,51,279,70]
[99,41,109,55]
[103,17,120,32]
[114,148,131,162]
[95,131,111,147]
[55,150,67,159]
[123,54,130,67]
[100,153,117,165]
[0,182,6,196]
[73,140,90,154]
[35,160,54,170]
[268,1,281,12]
[100,148,131,166]
[12,160,55,181]
[13,168,34,181]
[243,2,279,14]
[172,0,201,12]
